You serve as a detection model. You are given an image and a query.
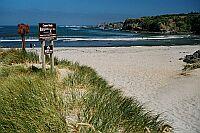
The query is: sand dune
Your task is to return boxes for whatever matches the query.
[53,46,200,133]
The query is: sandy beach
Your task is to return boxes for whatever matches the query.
[51,46,200,133]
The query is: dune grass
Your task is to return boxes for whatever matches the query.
[0,49,167,133]
[63,65,163,133]
[0,49,39,65]
[0,76,68,132]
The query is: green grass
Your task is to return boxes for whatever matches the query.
[63,65,163,133]
[0,77,68,132]
[0,49,167,133]
[0,49,39,65]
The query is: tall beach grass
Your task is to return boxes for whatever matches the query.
[0,49,169,133]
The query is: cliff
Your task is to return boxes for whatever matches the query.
[98,12,200,34]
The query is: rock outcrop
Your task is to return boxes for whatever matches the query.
[183,50,200,63]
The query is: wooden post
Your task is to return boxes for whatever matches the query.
[18,24,29,51]
[50,41,54,73]
[39,23,56,73]
[41,41,46,71]
[22,35,26,50]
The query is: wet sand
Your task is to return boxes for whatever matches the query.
[53,46,200,133]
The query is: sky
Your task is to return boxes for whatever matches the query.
[0,0,200,25]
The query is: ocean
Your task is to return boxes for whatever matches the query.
[0,25,200,47]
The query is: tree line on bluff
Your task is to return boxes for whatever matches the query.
[99,12,200,34]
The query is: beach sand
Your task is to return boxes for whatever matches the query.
[52,46,200,133]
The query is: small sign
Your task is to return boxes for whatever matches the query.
[39,23,56,41]
[18,24,30,36]
[44,45,53,54]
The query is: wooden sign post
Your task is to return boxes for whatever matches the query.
[41,41,46,71]
[50,41,54,73]
[39,23,56,72]
[18,24,30,50]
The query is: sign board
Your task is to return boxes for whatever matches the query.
[18,24,30,36]
[44,45,53,54]
[39,23,56,41]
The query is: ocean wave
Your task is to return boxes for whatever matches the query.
[62,37,140,42]
[70,28,80,31]
[59,25,88,28]
[62,36,186,42]
[65,25,82,28]
[0,39,39,42]
[151,35,188,39]
[57,36,85,38]
[0,35,188,43]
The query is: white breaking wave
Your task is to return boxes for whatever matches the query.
[0,39,39,42]
[65,25,82,28]
[70,28,80,31]
[62,36,186,42]
[59,25,87,28]
[151,35,188,39]
[0,35,187,43]
[63,37,142,42]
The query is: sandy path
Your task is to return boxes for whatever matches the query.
[53,46,200,133]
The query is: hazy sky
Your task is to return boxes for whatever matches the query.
[0,0,200,25]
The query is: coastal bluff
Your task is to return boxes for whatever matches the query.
[97,12,200,34]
